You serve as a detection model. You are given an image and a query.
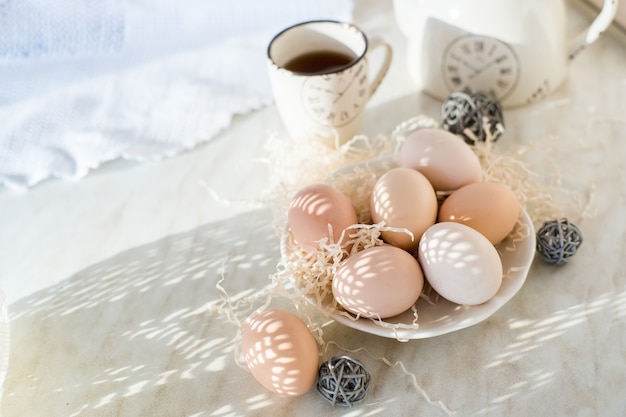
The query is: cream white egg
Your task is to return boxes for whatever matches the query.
[418,222,503,305]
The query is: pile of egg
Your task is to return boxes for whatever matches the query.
[287,128,521,319]
[240,128,521,398]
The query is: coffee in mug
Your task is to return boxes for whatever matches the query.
[283,50,357,73]
[267,20,392,147]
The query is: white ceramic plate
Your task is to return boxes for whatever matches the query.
[331,210,535,340]
[286,156,536,340]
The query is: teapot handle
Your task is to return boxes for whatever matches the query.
[568,0,620,59]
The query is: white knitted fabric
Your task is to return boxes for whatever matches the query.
[0,0,353,190]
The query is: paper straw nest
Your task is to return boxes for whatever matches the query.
[260,114,591,341]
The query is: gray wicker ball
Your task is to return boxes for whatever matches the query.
[441,90,505,145]
[536,218,583,265]
[317,356,370,406]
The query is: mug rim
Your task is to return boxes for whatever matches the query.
[267,19,369,76]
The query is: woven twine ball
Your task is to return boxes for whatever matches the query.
[441,90,505,145]
[316,356,370,406]
[536,218,583,265]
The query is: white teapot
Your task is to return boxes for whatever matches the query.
[393,0,619,107]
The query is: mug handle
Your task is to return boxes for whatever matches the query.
[568,0,620,59]
[367,38,393,98]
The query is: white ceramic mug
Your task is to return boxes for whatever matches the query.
[267,20,392,147]
[393,0,619,108]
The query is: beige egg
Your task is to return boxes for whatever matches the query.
[399,128,483,192]
[288,183,358,251]
[370,167,438,252]
[418,222,503,305]
[241,309,319,397]
[333,245,424,319]
[438,181,520,245]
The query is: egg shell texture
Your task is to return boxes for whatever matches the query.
[438,181,520,245]
[370,167,438,252]
[399,128,483,192]
[333,245,425,319]
[241,308,319,397]
[418,222,503,306]
[288,183,358,251]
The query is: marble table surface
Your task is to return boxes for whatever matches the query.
[2,1,626,416]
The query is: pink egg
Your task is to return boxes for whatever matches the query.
[370,167,438,252]
[333,245,424,319]
[241,309,319,396]
[399,128,483,192]
[288,183,358,251]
